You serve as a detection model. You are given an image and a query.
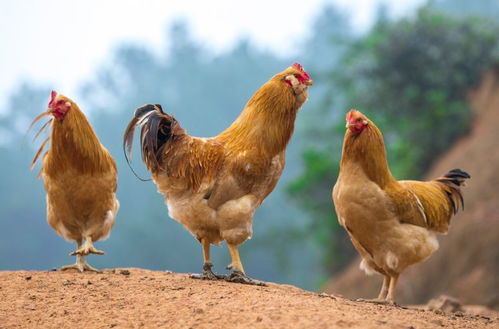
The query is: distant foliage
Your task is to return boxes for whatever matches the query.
[433,0,499,20]
[289,7,499,272]
[343,7,499,177]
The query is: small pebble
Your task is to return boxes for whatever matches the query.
[192,308,204,314]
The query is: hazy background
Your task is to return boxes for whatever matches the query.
[1,0,498,292]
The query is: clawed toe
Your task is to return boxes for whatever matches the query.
[81,263,101,272]
[70,238,105,256]
[70,246,105,256]
[225,271,266,286]
[356,298,397,306]
[59,262,101,273]
[60,264,83,272]
[61,239,103,273]
[190,272,225,281]
[356,298,387,304]
[190,262,225,281]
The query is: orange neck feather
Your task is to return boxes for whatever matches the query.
[340,121,394,188]
[218,80,299,158]
[44,104,114,176]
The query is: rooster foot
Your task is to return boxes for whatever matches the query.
[356,298,397,306]
[224,270,266,286]
[59,258,101,273]
[190,262,225,281]
[70,239,105,256]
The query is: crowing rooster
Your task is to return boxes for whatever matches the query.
[29,91,119,272]
[124,63,313,284]
[332,109,470,303]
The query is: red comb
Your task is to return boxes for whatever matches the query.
[292,62,304,72]
[292,62,311,81]
[347,109,359,122]
[49,90,57,107]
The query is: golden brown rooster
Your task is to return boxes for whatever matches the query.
[29,91,119,272]
[124,63,313,284]
[332,109,470,303]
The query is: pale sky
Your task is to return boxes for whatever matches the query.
[0,0,425,109]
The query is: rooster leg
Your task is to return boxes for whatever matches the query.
[385,273,399,304]
[70,236,105,256]
[378,275,390,300]
[190,239,223,280]
[226,243,244,273]
[225,243,266,286]
[356,275,391,304]
[60,240,100,272]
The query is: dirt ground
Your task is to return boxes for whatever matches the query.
[0,268,496,329]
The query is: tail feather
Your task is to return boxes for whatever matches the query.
[123,104,183,178]
[435,168,471,214]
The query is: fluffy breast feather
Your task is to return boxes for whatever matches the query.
[44,167,118,241]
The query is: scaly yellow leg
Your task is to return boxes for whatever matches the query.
[227,243,244,273]
[190,239,220,280]
[224,243,265,286]
[378,275,390,300]
[386,273,399,304]
[201,239,219,279]
[60,240,100,272]
[356,275,392,304]
[202,239,211,265]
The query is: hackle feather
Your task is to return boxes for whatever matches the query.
[42,98,115,177]
[25,111,53,170]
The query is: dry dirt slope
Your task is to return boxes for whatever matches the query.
[325,68,499,308]
[0,268,496,329]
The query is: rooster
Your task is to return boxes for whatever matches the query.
[332,109,470,303]
[124,63,313,284]
[29,91,119,272]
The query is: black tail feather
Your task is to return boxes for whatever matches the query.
[445,168,471,178]
[436,168,471,214]
[123,104,181,181]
